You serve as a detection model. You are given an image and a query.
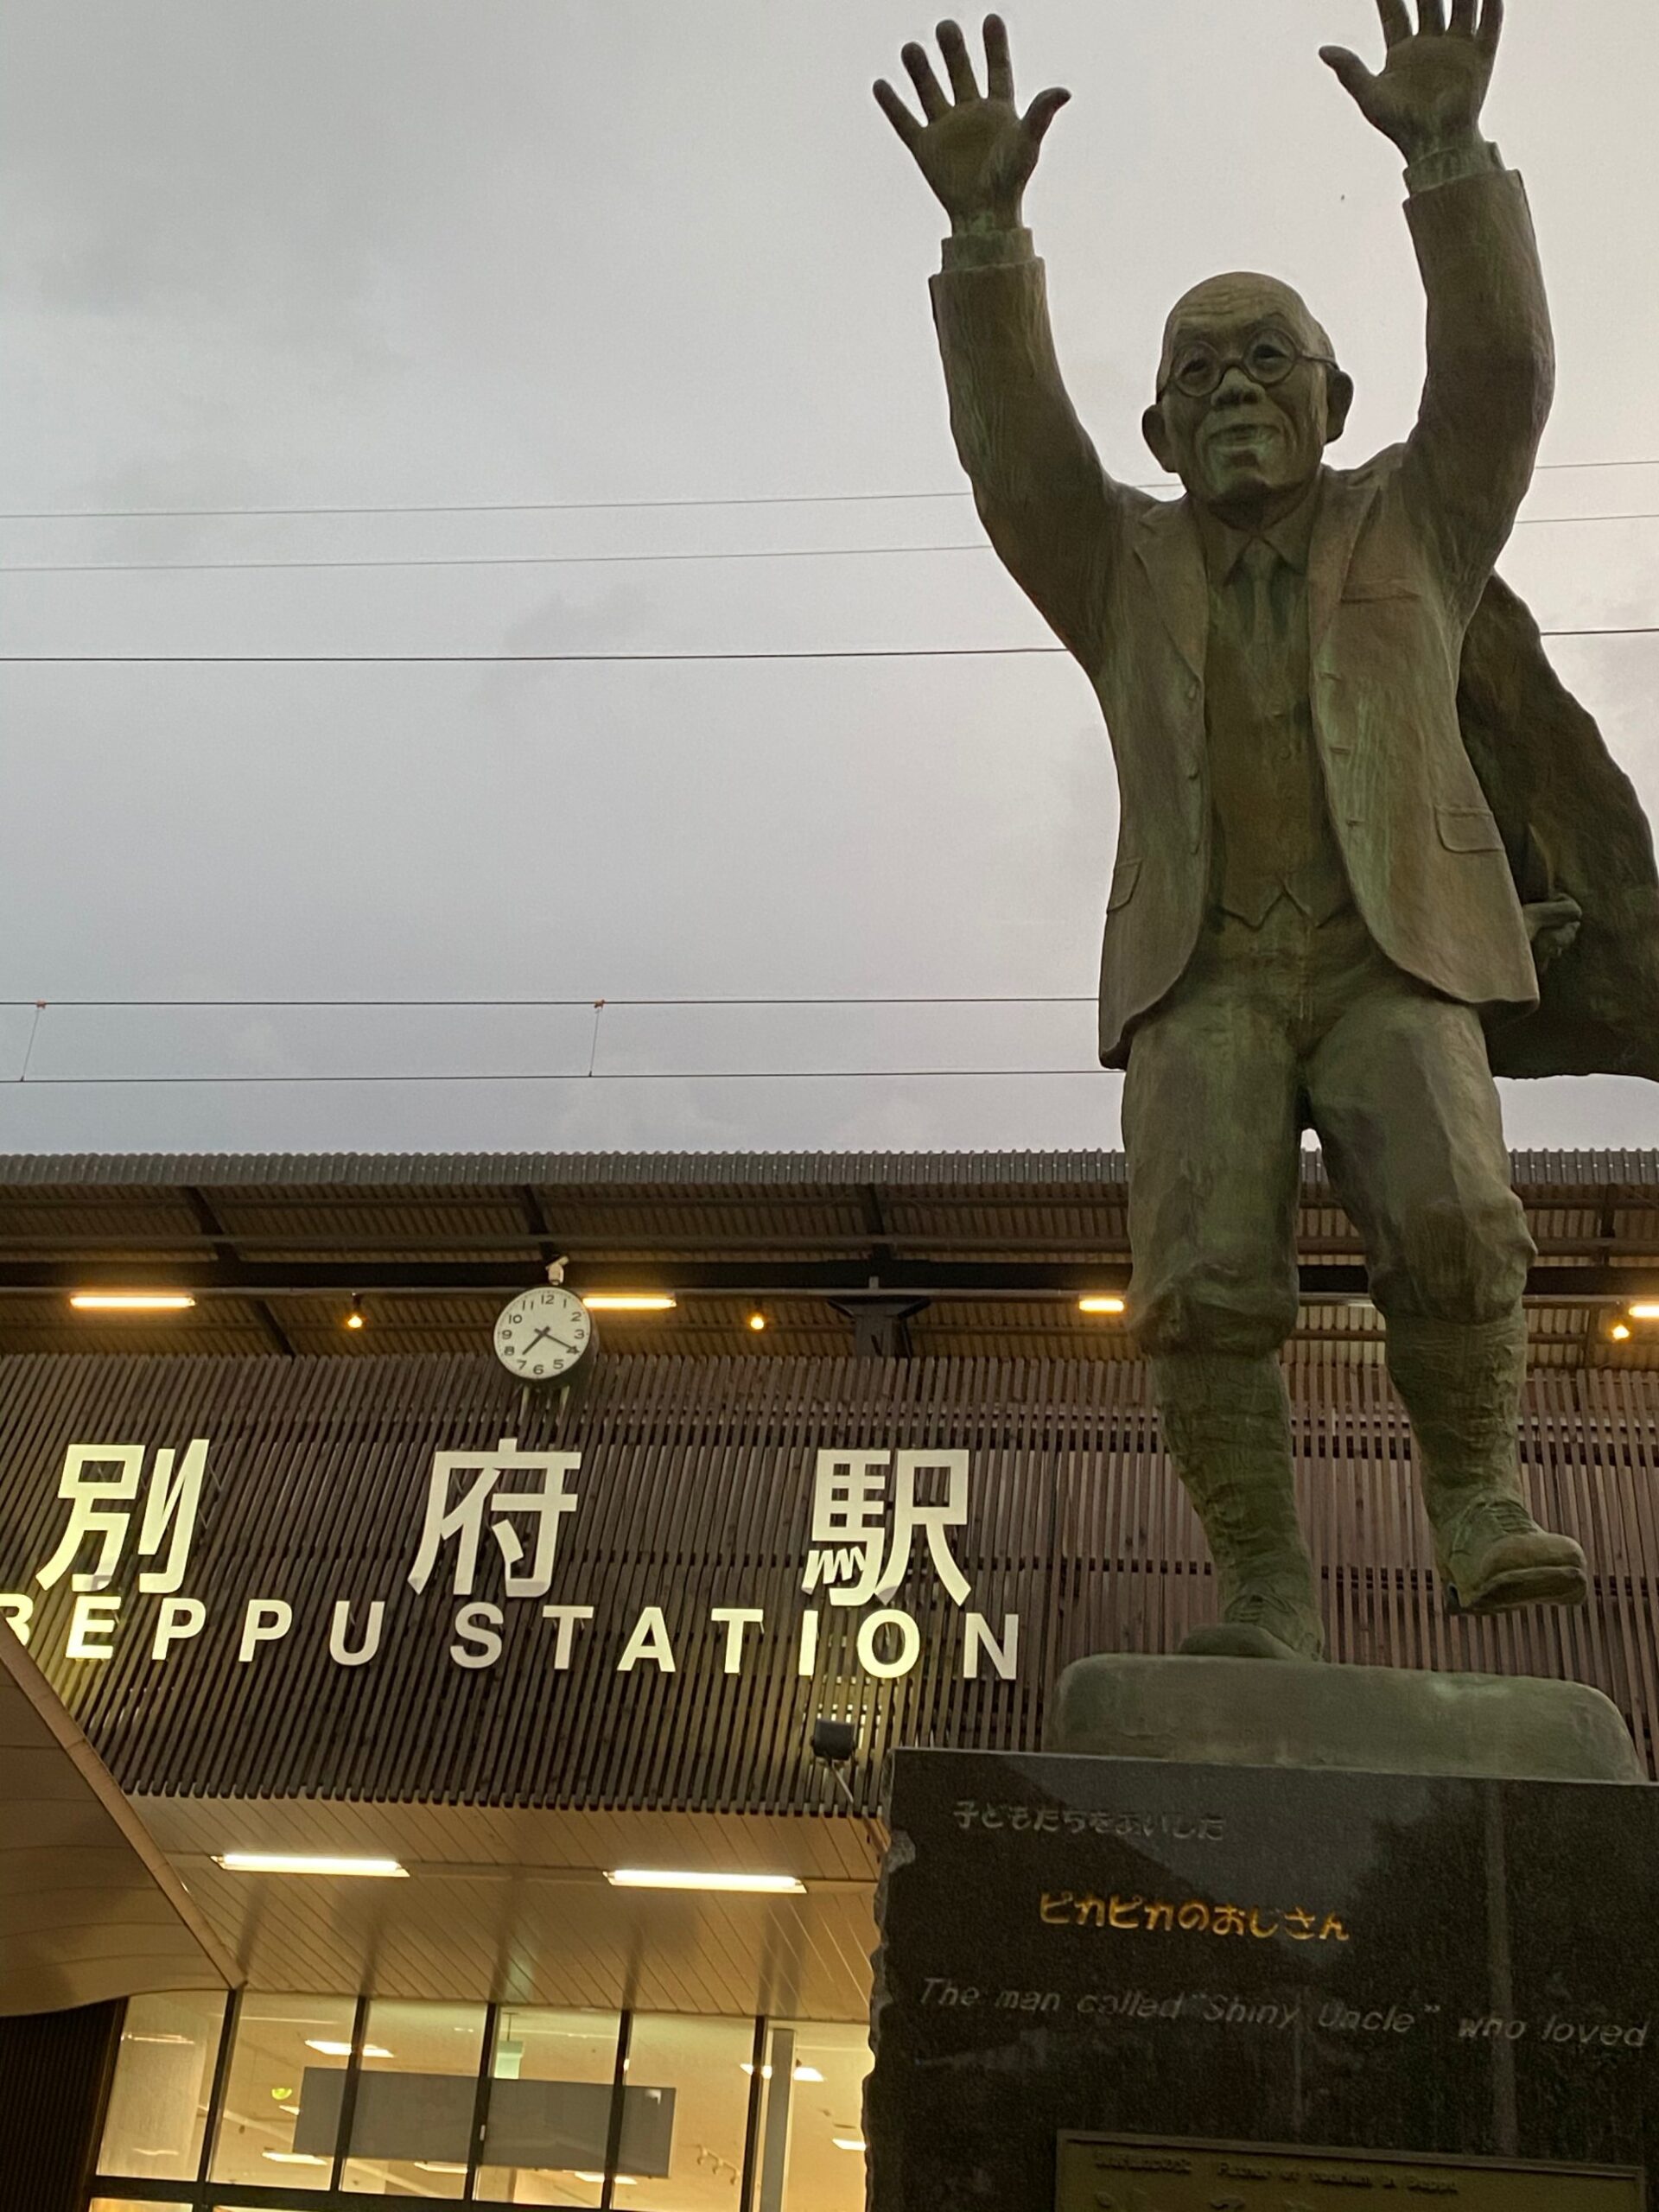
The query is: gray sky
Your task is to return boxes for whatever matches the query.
[3,0,1656,1157]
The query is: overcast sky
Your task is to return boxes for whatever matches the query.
[2,0,1656,1159]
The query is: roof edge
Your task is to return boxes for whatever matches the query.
[0,1147,1655,1191]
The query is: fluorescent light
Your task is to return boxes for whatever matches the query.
[264,2152,329,2165]
[605,1868,805,1895]
[1077,1295,1127,1316]
[793,2064,824,2082]
[416,2164,469,2175]
[306,2038,392,2058]
[215,1852,407,1878]
[1630,1303,1659,1321]
[70,1291,196,1311]
[834,2136,868,2152]
[582,1292,677,1312]
[575,2175,637,2186]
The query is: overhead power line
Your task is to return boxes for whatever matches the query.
[3,627,1654,665]
[12,1067,1103,1086]
[0,455,1655,522]
[3,509,1656,577]
[0,993,1091,1010]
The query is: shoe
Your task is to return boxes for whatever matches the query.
[1179,1587,1324,1663]
[1437,1495,1588,1614]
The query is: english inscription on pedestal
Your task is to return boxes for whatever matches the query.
[867,1752,1656,2210]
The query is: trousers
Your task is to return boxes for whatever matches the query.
[1123,901,1535,1357]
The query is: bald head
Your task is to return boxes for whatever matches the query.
[1142,270,1353,519]
[1157,273,1336,394]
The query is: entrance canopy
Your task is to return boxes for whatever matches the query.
[0,1623,238,2015]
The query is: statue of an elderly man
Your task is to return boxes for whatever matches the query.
[877,2,1659,1659]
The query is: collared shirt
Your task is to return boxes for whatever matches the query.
[1198,479,1351,928]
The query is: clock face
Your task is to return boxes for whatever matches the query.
[493,1286,594,1382]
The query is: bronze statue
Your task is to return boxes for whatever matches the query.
[877,3,1659,1660]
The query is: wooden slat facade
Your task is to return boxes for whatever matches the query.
[1,1350,1654,1807]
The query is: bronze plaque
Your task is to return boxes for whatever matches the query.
[1057,2134,1645,2209]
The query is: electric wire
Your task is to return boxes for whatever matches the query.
[3,627,1653,664]
[2,507,1656,576]
[1,454,1655,521]
[0,993,1093,1008]
[10,1067,1106,1085]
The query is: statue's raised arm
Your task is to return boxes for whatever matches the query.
[1325,0,1554,617]
[875,18,1122,664]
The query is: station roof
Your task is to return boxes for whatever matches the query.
[0,1147,1655,1366]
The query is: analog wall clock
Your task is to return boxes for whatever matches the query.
[493,1284,594,1384]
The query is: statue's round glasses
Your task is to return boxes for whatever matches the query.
[1159,333,1337,402]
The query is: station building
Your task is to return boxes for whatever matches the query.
[0,1145,1655,2209]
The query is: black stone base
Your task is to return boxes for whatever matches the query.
[868,1748,1658,2209]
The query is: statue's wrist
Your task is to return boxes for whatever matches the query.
[950,204,1024,238]
[1395,124,1484,167]
[1402,131,1503,194]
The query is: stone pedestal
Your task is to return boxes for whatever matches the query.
[867,1669,1656,2210]
[1048,1653,1646,1782]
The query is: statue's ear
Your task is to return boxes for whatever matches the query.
[1324,369,1356,445]
[1142,404,1176,474]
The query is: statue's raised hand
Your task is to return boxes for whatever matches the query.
[1321,0,1503,162]
[874,16,1070,234]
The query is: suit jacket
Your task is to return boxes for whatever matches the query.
[931,168,1555,1068]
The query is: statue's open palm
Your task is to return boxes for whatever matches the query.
[874,16,1070,233]
[1321,0,1503,161]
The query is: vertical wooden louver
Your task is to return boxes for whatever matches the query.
[0,1351,1653,1808]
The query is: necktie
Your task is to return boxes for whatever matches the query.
[1240,536,1278,647]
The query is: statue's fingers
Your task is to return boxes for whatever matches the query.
[1022,85,1071,149]
[1450,0,1478,33]
[874,77,925,149]
[1416,0,1448,35]
[937,19,979,102]
[1376,0,1412,45]
[983,13,1014,102]
[1319,46,1376,100]
[901,41,950,119]
[1477,0,1503,54]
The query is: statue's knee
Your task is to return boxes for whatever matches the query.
[1132,1271,1296,1360]
[1376,1195,1532,1321]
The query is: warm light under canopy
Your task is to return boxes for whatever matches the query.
[582,1293,677,1313]
[70,1291,196,1312]
[1077,1295,1128,1315]
[604,1868,804,1895]
[215,1852,408,1878]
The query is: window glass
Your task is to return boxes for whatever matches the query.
[618,2013,753,2209]
[210,1991,357,2185]
[474,2005,621,2207]
[97,1987,227,2180]
[760,2020,872,2212]
[340,1998,487,2196]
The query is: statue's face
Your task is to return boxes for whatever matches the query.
[1145,276,1346,515]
